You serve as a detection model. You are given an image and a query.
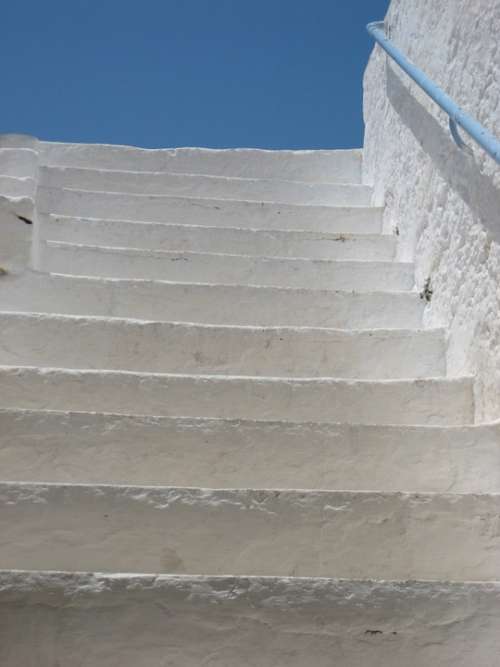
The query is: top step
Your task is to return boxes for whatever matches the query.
[39,143,363,184]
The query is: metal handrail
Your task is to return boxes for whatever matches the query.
[366,21,500,165]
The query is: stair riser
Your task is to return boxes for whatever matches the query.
[2,411,499,493]
[40,166,372,206]
[0,484,497,579]
[41,216,397,260]
[0,367,472,425]
[39,244,414,291]
[41,144,363,183]
[0,315,445,379]
[2,274,425,329]
[4,573,498,667]
[37,187,382,233]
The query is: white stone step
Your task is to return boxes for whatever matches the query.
[39,242,414,291]
[0,366,473,425]
[0,482,496,579]
[0,176,35,198]
[2,409,498,493]
[40,143,363,183]
[0,148,38,177]
[4,572,498,667]
[37,186,382,233]
[41,215,396,260]
[40,166,372,207]
[0,312,445,379]
[1,273,425,329]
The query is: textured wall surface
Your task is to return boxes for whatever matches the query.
[0,135,39,273]
[363,0,500,421]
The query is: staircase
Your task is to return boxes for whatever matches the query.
[1,143,499,666]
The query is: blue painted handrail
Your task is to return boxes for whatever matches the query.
[366,21,500,165]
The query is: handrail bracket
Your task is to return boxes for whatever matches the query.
[366,21,500,165]
[448,117,473,154]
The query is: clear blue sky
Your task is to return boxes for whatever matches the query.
[2,0,389,149]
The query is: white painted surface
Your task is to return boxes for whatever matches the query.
[0,176,36,198]
[40,215,397,260]
[1,410,498,493]
[40,165,372,206]
[0,366,472,425]
[0,482,497,579]
[37,186,382,232]
[363,0,500,421]
[0,148,38,178]
[40,143,363,182]
[1,272,426,328]
[0,146,38,274]
[0,131,492,663]
[0,312,445,379]
[3,572,499,667]
[0,198,34,274]
[0,134,39,149]
[39,241,414,290]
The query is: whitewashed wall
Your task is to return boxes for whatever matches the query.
[0,135,39,273]
[363,0,500,422]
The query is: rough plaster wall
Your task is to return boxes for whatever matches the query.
[0,135,39,274]
[363,0,500,422]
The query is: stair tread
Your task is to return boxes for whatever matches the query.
[0,409,500,493]
[1,272,426,328]
[0,311,444,380]
[0,365,473,426]
[45,238,405,263]
[41,164,368,188]
[0,308,437,332]
[40,144,363,183]
[0,406,492,433]
[45,214,388,238]
[1,406,498,491]
[2,569,498,667]
[42,214,395,260]
[1,406,496,483]
[39,241,414,291]
[0,363,461,382]
[37,185,382,233]
[39,184,373,207]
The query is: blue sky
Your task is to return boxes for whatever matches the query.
[2,0,389,149]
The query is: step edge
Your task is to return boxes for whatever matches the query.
[0,310,443,336]
[43,240,413,267]
[40,164,370,189]
[25,271,423,297]
[4,569,499,599]
[37,184,377,210]
[44,214,392,241]
[1,407,497,432]
[0,364,470,385]
[0,479,497,500]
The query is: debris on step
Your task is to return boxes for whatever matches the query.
[420,277,433,302]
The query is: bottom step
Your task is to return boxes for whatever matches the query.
[1,571,499,667]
